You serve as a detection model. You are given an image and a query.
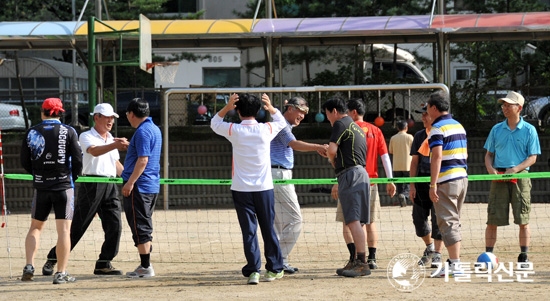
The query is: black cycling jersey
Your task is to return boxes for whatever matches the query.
[21,119,83,191]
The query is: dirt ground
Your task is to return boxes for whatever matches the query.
[1,204,550,300]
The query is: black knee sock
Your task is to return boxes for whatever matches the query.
[140,254,151,268]
[357,252,366,264]
[347,243,356,261]
[368,247,376,260]
[486,247,494,253]
[520,246,528,254]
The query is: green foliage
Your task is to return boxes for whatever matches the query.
[0,0,74,21]
[236,0,431,18]
[448,0,550,127]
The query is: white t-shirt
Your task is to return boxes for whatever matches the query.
[211,110,286,192]
[80,127,120,177]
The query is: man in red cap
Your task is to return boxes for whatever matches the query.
[20,98,83,284]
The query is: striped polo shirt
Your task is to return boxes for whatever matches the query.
[270,121,296,169]
[428,114,468,183]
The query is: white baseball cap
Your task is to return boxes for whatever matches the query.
[498,91,524,107]
[90,103,119,118]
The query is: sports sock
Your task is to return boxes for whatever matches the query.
[520,246,528,254]
[368,247,376,260]
[140,254,151,268]
[347,243,356,262]
[486,247,494,253]
[357,252,366,264]
[426,242,435,252]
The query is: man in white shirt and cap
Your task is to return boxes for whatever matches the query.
[43,103,129,276]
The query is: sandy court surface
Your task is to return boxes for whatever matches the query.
[1,204,550,299]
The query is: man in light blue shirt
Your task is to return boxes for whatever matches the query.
[484,91,540,268]
[270,97,328,274]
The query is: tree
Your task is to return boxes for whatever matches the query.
[450,0,550,126]
[235,1,433,88]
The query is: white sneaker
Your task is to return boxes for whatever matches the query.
[431,253,442,268]
[126,265,155,278]
[431,259,462,278]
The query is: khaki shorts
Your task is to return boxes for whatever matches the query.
[487,171,531,226]
[336,184,380,223]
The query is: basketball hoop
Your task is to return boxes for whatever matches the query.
[147,62,180,84]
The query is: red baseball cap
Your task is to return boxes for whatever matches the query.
[42,98,65,114]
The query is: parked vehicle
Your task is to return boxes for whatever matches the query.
[524,96,550,130]
[363,44,433,122]
[0,102,30,130]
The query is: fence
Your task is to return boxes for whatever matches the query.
[161,83,450,209]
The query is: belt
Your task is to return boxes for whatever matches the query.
[271,165,290,170]
[83,174,114,178]
[496,168,507,172]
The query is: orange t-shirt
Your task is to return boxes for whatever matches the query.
[355,121,389,179]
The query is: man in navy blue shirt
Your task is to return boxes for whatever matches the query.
[121,98,162,278]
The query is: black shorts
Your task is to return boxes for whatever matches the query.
[31,189,75,221]
[123,187,158,246]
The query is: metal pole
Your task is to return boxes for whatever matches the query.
[71,0,79,127]
[113,46,118,137]
[96,0,103,106]
[163,92,170,210]
[88,16,96,126]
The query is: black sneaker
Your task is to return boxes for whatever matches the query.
[21,264,34,281]
[342,260,371,277]
[336,259,354,276]
[42,260,56,276]
[53,272,76,284]
[518,253,530,269]
[94,262,123,275]
[367,259,378,270]
[282,264,299,274]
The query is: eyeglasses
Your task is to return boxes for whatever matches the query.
[501,103,519,109]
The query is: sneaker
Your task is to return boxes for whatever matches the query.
[431,259,462,278]
[94,262,123,275]
[21,264,34,281]
[126,265,155,278]
[42,260,56,276]
[336,259,354,276]
[342,260,371,277]
[53,272,76,284]
[431,253,442,268]
[264,270,284,281]
[398,194,407,207]
[247,272,260,285]
[283,264,299,274]
[418,247,434,266]
[367,259,378,270]
[518,253,530,269]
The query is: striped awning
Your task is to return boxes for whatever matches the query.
[0,12,549,50]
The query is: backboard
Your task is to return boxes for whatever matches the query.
[139,14,152,74]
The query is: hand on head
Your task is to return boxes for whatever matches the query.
[261,93,276,114]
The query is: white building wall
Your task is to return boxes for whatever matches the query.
[153,48,241,88]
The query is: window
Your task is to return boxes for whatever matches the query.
[164,0,198,13]
[455,69,470,81]
[203,68,240,87]
[36,77,59,89]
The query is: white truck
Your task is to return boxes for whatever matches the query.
[361,44,433,122]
